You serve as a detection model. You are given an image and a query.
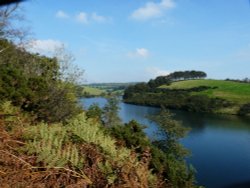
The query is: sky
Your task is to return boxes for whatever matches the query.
[19,0,250,83]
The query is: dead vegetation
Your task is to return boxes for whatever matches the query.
[0,102,170,188]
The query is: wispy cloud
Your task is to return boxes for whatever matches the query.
[56,10,69,19]
[146,67,170,77]
[28,39,64,55]
[91,12,110,23]
[55,10,110,24]
[131,0,175,21]
[75,12,110,24]
[76,12,88,24]
[128,48,150,58]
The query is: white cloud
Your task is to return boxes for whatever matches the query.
[28,39,64,54]
[76,12,89,24]
[131,0,175,21]
[55,10,110,24]
[75,12,111,24]
[56,10,69,19]
[146,67,170,77]
[136,48,149,57]
[91,12,109,23]
[128,48,150,58]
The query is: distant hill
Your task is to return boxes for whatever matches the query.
[123,79,250,116]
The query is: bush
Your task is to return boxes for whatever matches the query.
[110,120,150,152]
[238,103,250,116]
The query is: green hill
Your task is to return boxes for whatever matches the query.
[160,79,250,104]
[123,79,250,115]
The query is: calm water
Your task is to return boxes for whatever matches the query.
[81,97,250,188]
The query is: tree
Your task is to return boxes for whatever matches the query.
[149,108,195,187]
[238,103,250,116]
[53,45,84,85]
[86,103,103,123]
[102,97,121,127]
[0,39,82,122]
[0,3,29,44]
[149,108,189,159]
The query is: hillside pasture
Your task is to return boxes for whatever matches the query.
[160,79,250,104]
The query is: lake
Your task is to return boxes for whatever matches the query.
[80,97,250,188]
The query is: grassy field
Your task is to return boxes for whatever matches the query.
[82,86,106,96]
[160,79,250,104]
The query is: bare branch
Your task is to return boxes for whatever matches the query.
[53,45,85,84]
[0,3,30,44]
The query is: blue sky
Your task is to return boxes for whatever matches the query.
[22,0,250,83]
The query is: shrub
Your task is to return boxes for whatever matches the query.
[238,103,250,116]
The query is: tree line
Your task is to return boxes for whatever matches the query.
[148,70,207,88]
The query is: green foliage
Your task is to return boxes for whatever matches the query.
[166,70,207,81]
[25,123,84,168]
[238,103,250,116]
[148,76,171,88]
[149,109,189,159]
[123,78,249,115]
[0,101,21,124]
[86,103,102,122]
[102,97,122,127]
[0,39,81,122]
[124,83,151,99]
[110,120,169,174]
[32,82,81,122]
[161,79,250,104]
[110,113,197,187]
[76,86,106,97]
[183,95,230,112]
[110,120,151,152]
[149,109,196,187]
[98,161,117,184]
[67,113,130,161]
[0,101,19,115]
[147,70,206,89]
[24,113,131,169]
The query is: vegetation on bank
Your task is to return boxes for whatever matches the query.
[123,72,250,116]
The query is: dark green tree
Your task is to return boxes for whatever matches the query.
[149,108,189,159]
[102,97,121,127]
[149,108,196,187]
[86,103,103,122]
[238,103,250,116]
